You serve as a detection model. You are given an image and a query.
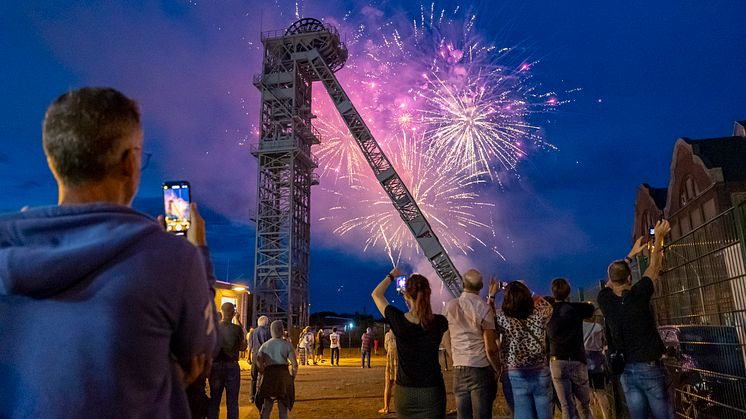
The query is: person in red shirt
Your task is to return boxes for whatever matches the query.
[361,327,373,368]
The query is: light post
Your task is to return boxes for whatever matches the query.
[347,322,354,357]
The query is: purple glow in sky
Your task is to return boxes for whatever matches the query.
[3,0,745,312]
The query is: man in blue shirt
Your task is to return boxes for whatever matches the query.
[249,315,271,402]
[0,87,218,418]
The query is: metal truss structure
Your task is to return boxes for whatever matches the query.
[252,18,463,329]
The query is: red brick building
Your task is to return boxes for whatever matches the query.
[632,121,746,243]
[631,184,667,244]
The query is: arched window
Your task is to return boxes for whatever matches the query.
[680,175,697,206]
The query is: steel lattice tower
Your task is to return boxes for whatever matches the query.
[251,18,348,330]
[252,18,462,330]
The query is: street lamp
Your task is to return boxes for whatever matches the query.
[347,322,354,357]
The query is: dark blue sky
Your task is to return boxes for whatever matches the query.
[2,1,745,314]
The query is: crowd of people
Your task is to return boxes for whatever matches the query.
[0,86,674,419]
[372,218,673,419]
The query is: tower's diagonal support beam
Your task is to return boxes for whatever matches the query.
[299,49,463,297]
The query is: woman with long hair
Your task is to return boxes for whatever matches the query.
[494,281,553,419]
[371,268,449,419]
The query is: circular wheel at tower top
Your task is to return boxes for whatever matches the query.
[283,17,348,72]
[284,18,326,35]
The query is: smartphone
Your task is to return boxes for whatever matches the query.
[649,227,655,236]
[163,181,191,236]
[395,275,407,294]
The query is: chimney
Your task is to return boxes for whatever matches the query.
[734,121,746,137]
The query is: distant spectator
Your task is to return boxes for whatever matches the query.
[494,281,553,419]
[546,278,595,419]
[299,327,314,366]
[246,327,254,363]
[584,308,610,419]
[315,328,325,364]
[439,343,450,371]
[378,328,397,414]
[329,327,341,366]
[361,327,373,368]
[374,338,379,355]
[249,316,271,402]
[598,220,673,419]
[372,269,449,419]
[208,302,247,419]
[255,320,298,419]
[442,269,501,419]
[0,87,218,417]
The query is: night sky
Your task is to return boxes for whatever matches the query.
[2,1,745,315]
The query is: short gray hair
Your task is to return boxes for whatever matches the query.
[270,320,284,338]
[257,315,269,327]
[463,269,483,292]
[43,87,141,186]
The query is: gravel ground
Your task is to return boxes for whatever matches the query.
[209,351,515,419]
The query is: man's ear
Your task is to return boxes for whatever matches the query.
[121,148,137,178]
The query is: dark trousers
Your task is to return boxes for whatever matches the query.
[453,366,497,419]
[208,361,241,419]
[251,363,260,400]
[331,347,340,365]
[361,350,371,368]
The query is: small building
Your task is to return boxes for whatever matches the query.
[214,281,251,327]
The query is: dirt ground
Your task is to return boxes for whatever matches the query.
[212,351,514,419]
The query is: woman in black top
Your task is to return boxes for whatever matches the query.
[371,268,449,419]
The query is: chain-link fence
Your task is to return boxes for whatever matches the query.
[653,201,746,418]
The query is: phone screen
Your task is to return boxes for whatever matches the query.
[163,181,191,235]
[395,275,407,293]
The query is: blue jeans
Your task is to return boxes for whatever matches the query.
[361,350,371,368]
[208,361,241,419]
[453,366,497,419]
[620,362,673,419]
[507,366,553,419]
[549,359,593,419]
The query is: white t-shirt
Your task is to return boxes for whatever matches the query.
[443,292,495,368]
[329,332,340,349]
[302,331,314,348]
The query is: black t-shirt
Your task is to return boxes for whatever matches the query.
[547,301,595,362]
[215,321,246,362]
[597,277,665,363]
[384,305,448,388]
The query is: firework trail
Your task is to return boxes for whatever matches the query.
[321,129,503,260]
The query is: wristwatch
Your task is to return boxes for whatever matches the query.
[624,256,633,264]
[386,273,395,281]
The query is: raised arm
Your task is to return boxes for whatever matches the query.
[644,219,671,283]
[625,236,646,264]
[372,267,401,316]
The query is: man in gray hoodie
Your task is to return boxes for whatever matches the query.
[0,87,218,418]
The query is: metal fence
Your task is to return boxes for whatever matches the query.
[653,201,746,418]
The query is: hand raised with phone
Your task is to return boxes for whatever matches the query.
[157,201,206,247]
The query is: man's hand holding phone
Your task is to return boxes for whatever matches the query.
[187,202,206,247]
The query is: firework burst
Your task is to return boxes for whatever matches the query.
[311,1,565,260]
[322,129,503,264]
